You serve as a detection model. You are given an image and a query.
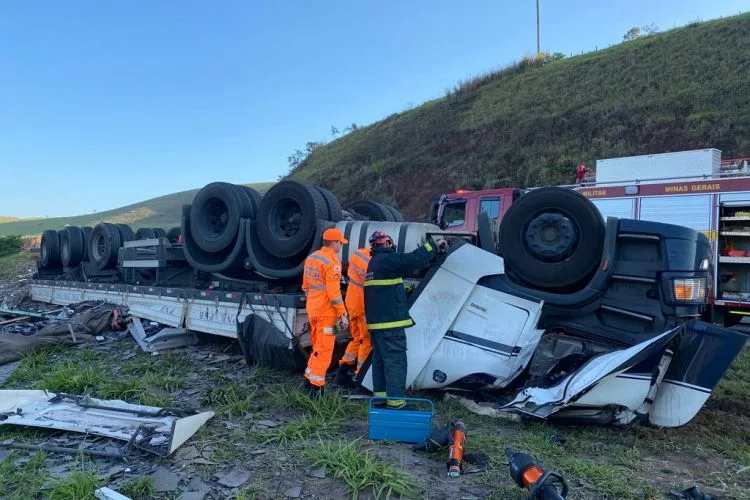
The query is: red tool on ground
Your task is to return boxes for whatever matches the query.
[506,448,568,499]
[446,421,467,477]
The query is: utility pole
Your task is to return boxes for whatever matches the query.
[536,0,541,55]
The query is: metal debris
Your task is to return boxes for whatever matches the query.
[95,487,132,500]
[128,317,199,353]
[216,469,252,488]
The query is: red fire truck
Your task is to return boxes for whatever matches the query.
[431,150,750,326]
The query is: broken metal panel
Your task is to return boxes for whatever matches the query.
[128,318,198,353]
[0,390,213,456]
[502,327,680,418]
[95,487,132,500]
[185,297,297,340]
[127,293,184,327]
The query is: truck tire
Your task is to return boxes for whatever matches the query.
[239,186,262,219]
[152,228,167,239]
[385,204,405,222]
[116,224,135,242]
[314,186,344,222]
[257,181,328,258]
[135,228,156,240]
[81,226,94,262]
[166,227,181,243]
[345,201,394,221]
[499,187,604,290]
[60,226,85,267]
[90,223,122,270]
[189,182,253,253]
[40,229,61,269]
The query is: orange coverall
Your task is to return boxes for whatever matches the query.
[340,247,372,375]
[302,246,347,387]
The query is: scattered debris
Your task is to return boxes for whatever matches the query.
[128,317,199,353]
[668,486,717,500]
[95,486,133,500]
[284,485,302,498]
[443,393,521,421]
[0,390,214,456]
[0,360,20,386]
[177,492,206,500]
[150,466,182,492]
[0,440,125,458]
[306,468,326,479]
[215,468,252,488]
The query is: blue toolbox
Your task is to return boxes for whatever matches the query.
[368,397,434,444]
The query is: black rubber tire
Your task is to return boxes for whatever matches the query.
[167,227,181,244]
[498,187,604,290]
[384,204,405,222]
[189,182,253,253]
[314,186,344,222]
[81,226,94,262]
[345,200,394,221]
[90,223,122,270]
[256,181,328,258]
[239,186,262,219]
[40,229,61,269]
[152,228,167,239]
[116,224,135,242]
[135,228,156,240]
[61,226,85,267]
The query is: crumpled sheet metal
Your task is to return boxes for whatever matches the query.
[0,390,214,456]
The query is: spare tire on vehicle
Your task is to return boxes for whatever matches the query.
[60,226,85,268]
[39,229,61,269]
[135,228,156,240]
[188,182,257,254]
[116,224,135,242]
[90,223,123,270]
[314,186,344,222]
[152,227,167,239]
[345,201,395,222]
[256,181,328,258]
[498,187,604,291]
[166,227,181,244]
[81,226,94,262]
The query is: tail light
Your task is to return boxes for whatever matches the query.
[669,277,708,304]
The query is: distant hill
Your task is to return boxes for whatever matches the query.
[290,13,750,220]
[0,183,274,236]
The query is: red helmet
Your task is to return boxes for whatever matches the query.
[369,230,394,249]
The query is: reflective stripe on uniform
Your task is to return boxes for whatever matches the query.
[342,352,356,362]
[323,327,335,334]
[305,367,326,382]
[330,297,343,305]
[348,280,363,288]
[308,254,331,265]
[367,319,414,330]
[308,284,326,290]
[424,242,433,252]
[354,250,371,263]
[365,277,404,286]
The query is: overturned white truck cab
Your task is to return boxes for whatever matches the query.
[354,188,746,427]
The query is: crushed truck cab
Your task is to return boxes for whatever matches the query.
[358,201,746,427]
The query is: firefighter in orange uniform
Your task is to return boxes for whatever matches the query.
[335,245,372,387]
[302,228,350,396]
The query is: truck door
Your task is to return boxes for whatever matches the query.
[478,197,501,234]
[439,198,468,231]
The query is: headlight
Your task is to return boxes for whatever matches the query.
[670,277,707,303]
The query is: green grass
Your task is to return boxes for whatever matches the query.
[307,439,417,499]
[203,380,258,419]
[0,251,35,280]
[47,470,101,500]
[0,182,274,236]
[119,477,156,500]
[289,12,750,220]
[0,450,48,500]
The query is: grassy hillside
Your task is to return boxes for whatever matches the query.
[0,183,274,236]
[290,13,750,220]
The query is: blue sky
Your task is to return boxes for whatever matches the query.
[1,1,747,217]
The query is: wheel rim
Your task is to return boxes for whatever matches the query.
[523,212,578,263]
[201,197,230,238]
[269,197,302,240]
[93,233,106,262]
